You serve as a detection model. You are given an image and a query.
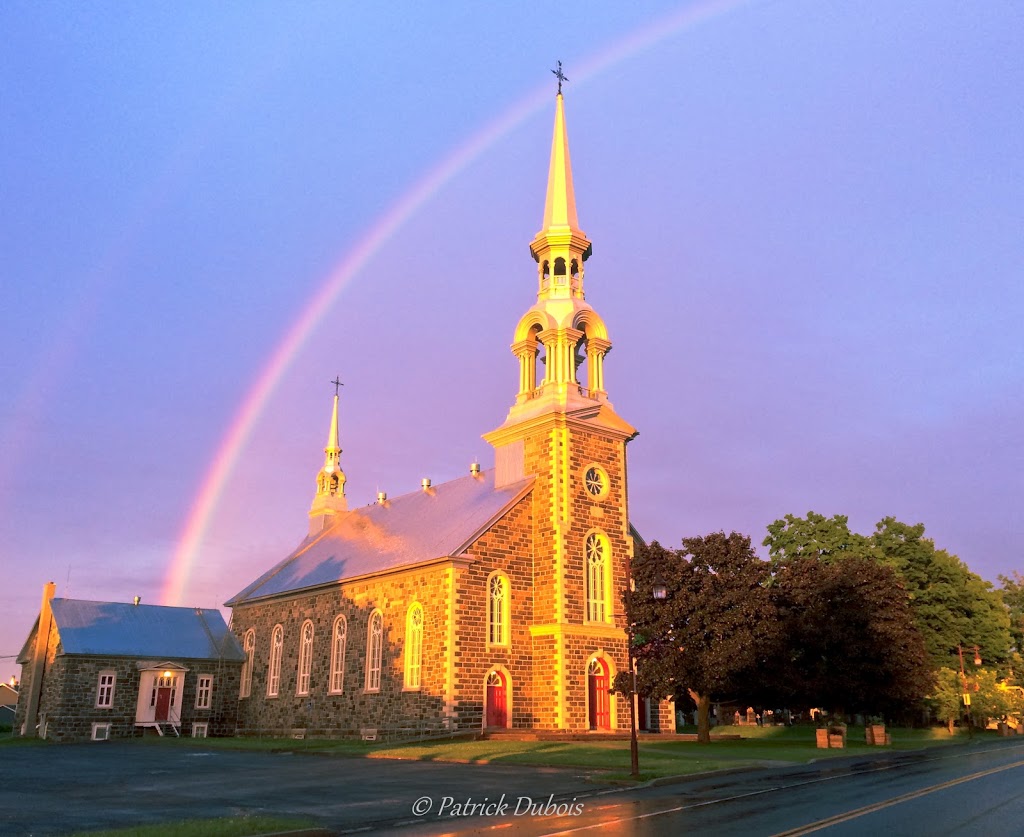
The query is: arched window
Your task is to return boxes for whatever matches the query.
[296,620,314,696]
[586,533,609,622]
[554,257,566,276]
[239,629,255,698]
[329,615,347,694]
[267,625,283,697]
[488,573,510,646]
[405,604,424,690]
[365,610,383,692]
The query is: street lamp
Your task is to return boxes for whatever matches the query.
[626,564,667,779]
[957,644,982,733]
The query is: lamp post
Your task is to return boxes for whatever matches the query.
[626,561,667,779]
[957,644,982,734]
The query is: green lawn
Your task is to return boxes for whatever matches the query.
[141,724,976,782]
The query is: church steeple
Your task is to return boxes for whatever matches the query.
[309,382,347,534]
[485,82,636,484]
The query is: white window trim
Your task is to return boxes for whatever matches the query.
[585,530,612,624]
[192,722,209,738]
[296,620,314,696]
[487,572,511,648]
[240,629,255,698]
[195,674,213,710]
[404,603,424,691]
[267,624,284,698]
[365,610,383,693]
[91,722,111,741]
[329,615,347,694]
[96,670,116,709]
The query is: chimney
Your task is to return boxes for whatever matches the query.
[376,491,387,505]
[470,462,481,477]
[133,596,141,606]
[24,582,56,738]
[421,478,432,491]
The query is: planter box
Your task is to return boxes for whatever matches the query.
[870,724,886,745]
[865,727,875,745]
[828,733,845,748]
[815,728,829,748]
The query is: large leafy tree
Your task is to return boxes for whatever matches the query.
[872,518,1011,668]
[623,534,777,744]
[766,513,1012,672]
[767,552,932,716]
[999,572,1024,656]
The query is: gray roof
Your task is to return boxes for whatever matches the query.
[44,600,244,661]
[228,469,533,605]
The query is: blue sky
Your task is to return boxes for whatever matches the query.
[2,1,1022,681]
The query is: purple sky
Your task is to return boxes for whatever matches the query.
[2,1,1022,684]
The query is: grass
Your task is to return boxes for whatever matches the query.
[71,815,320,836]
[143,724,978,782]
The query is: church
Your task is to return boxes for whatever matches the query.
[227,88,672,737]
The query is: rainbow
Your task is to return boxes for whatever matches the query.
[161,0,758,605]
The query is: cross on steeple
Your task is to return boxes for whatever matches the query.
[551,61,568,95]
[331,376,344,397]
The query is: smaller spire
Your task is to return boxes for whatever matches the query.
[309,382,348,533]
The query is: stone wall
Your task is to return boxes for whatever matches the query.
[231,563,453,738]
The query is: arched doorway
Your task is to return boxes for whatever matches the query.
[587,659,610,730]
[485,670,508,728]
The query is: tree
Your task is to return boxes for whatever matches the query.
[966,669,1024,728]
[768,553,933,716]
[998,572,1024,656]
[925,667,963,734]
[764,512,871,565]
[872,518,1012,668]
[623,534,776,744]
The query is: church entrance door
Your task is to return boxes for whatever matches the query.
[588,659,610,730]
[485,671,507,728]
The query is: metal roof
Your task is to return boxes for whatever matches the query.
[47,599,244,661]
[227,468,533,605]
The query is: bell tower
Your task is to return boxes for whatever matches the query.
[309,380,348,535]
[484,83,636,731]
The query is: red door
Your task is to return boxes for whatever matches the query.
[155,688,171,722]
[588,659,610,730]
[485,671,507,728]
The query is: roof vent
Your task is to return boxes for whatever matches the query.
[470,462,481,476]
[421,477,432,491]
[377,491,387,504]
[133,596,141,606]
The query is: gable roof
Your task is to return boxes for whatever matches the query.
[227,469,533,606]
[37,600,244,662]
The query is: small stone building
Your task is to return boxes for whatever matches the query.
[16,583,244,741]
[228,90,675,738]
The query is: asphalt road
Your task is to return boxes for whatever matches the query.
[405,738,1024,836]
[0,742,599,835]
[2,738,1022,835]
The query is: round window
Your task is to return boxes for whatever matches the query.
[584,466,606,497]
